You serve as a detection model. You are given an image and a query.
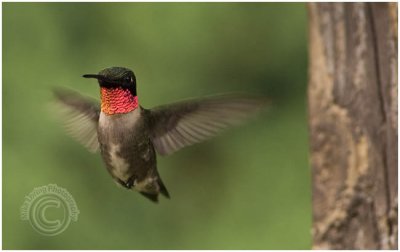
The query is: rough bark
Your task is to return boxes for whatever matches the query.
[308,3,397,249]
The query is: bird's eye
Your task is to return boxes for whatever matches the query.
[125,76,131,83]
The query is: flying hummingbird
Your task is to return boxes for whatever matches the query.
[54,67,266,202]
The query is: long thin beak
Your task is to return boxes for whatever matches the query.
[82,74,119,85]
[82,74,102,79]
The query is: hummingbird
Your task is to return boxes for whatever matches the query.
[54,67,266,202]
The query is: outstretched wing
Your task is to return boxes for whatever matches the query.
[147,94,267,156]
[53,88,100,153]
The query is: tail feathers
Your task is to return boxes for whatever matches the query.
[138,178,170,203]
[140,192,159,203]
[158,178,170,199]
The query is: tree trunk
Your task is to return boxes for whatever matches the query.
[308,3,397,249]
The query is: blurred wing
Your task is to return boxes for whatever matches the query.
[148,94,267,155]
[53,88,100,153]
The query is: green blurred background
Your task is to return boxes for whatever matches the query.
[3,3,310,249]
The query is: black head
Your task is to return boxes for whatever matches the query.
[83,67,137,96]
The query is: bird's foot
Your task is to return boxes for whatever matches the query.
[117,176,135,189]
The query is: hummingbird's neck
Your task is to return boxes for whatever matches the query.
[100,87,139,115]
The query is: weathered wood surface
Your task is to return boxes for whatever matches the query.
[308,3,397,249]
